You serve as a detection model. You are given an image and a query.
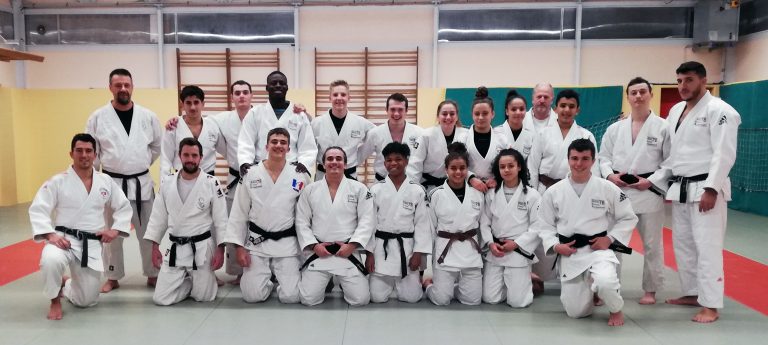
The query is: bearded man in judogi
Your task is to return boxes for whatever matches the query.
[651,61,741,323]
[30,133,133,320]
[144,137,228,306]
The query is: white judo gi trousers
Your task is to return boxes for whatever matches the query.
[532,246,558,282]
[103,199,158,280]
[671,197,727,309]
[225,189,243,277]
[240,255,301,303]
[561,260,623,318]
[153,263,218,306]
[299,268,370,307]
[369,270,423,303]
[426,267,482,306]
[482,263,533,308]
[40,244,102,307]
[636,209,665,293]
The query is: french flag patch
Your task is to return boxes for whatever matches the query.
[292,179,304,192]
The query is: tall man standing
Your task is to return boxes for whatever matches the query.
[238,71,316,175]
[599,77,670,305]
[650,61,741,323]
[85,68,162,292]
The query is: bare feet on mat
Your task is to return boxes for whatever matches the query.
[639,291,656,305]
[101,279,119,293]
[608,311,624,326]
[47,298,63,320]
[422,278,433,291]
[217,277,225,287]
[692,308,719,323]
[666,295,700,306]
[531,273,544,297]
[593,293,604,306]
[47,276,67,320]
[146,277,157,287]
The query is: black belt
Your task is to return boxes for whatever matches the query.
[436,229,481,264]
[670,173,709,203]
[375,230,415,278]
[227,167,241,190]
[103,169,149,225]
[55,226,101,268]
[248,222,296,241]
[300,241,368,275]
[317,164,357,179]
[168,231,211,270]
[375,173,385,182]
[552,231,632,270]
[612,170,664,196]
[421,173,446,188]
[492,236,535,260]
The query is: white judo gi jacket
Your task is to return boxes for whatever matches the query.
[536,175,638,281]
[359,122,423,178]
[428,181,486,271]
[144,173,228,268]
[238,102,317,169]
[160,116,226,177]
[407,126,468,184]
[528,122,599,192]
[480,186,542,267]
[224,162,311,258]
[311,110,376,174]
[29,167,133,271]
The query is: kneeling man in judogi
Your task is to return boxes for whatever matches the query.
[30,133,133,320]
[366,142,431,303]
[224,128,311,303]
[144,137,228,305]
[535,139,637,326]
[296,147,375,306]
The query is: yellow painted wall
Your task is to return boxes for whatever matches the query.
[9,89,178,204]
[0,87,18,206]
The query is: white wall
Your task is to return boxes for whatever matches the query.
[726,31,768,83]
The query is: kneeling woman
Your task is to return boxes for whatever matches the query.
[480,148,542,308]
[424,142,485,305]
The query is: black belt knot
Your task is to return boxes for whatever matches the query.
[168,231,212,270]
[375,230,415,278]
[492,236,535,260]
[55,226,101,268]
[299,240,368,275]
[436,229,480,264]
[670,173,708,203]
[102,169,149,225]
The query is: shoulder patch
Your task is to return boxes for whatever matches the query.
[619,192,628,202]
[718,114,727,126]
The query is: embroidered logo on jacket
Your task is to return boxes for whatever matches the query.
[718,114,727,125]
[99,187,110,200]
[619,193,628,202]
[402,200,414,211]
[408,136,419,149]
[250,178,262,189]
[646,136,658,146]
[350,130,362,138]
[348,194,358,203]
[292,179,304,192]
[517,201,527,210]
[471,201,481,210]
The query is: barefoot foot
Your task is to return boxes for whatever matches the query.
[692,308,719,323]
[216,277,225,287]
[422,278,433,291]
[608,311,624,326]
[639,292,656,305]
[101,279,119,293]
[666,295,700,306]
[47,298,63,320]
[531,274,544,297]
[146,277,157,287]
